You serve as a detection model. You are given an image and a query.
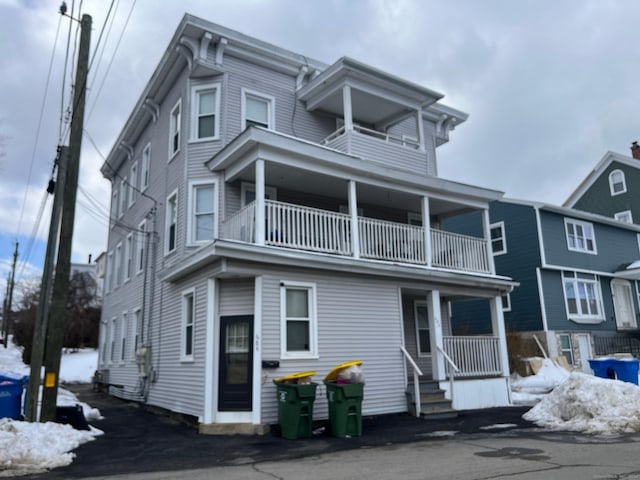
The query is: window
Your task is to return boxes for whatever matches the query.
[169,99,181,157]
[562,271,604,322]
[240,182,277,207]
[109,318,116,364]
[189,181,216,244]
[114,242,122,288]
[120,312,127,363]
[136,219,146,274]
[111,189,118,226]
[565,219,597,254]
[119,180,126,218]
[99,323,107,365]
[124,233,133,282]
[129,162,138,207]
[165,190,178,254]
[615,210,633,224]
[191,83,221,141]
[105,251,114,294]
[501,293,511,312]
[280,282,318,359]
[141,143,150,191]
[609,169,626,196]
[181,289,195,360]
[414,302,430,355]
[241,89,275,130]
[559,334,574,365]
[132,308,141,360]
[407,212,422,226]
[490,221,507,255]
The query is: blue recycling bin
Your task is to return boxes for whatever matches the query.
[0,380,23,419]
[589,358,639,385]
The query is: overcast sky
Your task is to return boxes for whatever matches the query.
[2,0,640,297]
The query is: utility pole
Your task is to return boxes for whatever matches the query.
[26,147,68,422]
[1,242,18,348]
[40,12,91,423]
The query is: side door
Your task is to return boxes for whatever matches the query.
[218,315,253,411]
[611,279,637,329]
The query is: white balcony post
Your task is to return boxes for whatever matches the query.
[348,180,360,258]
[490,295,510,377]
[343,85,353,132]
[255,159,265,246]
[422,196,431,267]
[428,290,446,380]
[482,209,496,274]
[416,108,425,151]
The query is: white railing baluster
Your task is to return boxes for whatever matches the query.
[442,336,502,377]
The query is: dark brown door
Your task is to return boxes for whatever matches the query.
[218,315,253,411]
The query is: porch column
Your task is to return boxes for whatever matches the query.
[348,180,360,258]
[482,209,496,274]
[255,159,265,246]
[489,295,510,377]
[427,290,446,380]
[422,196,431,267]
[342,85,353,132]
[416,108,425,150]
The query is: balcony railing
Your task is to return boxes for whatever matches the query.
[322,125,421,149]
[220,200,492,274]
[442,336,502,378]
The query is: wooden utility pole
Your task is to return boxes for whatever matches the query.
[1,242,18,348]
[40,13,91,423]
[25,147,68,422]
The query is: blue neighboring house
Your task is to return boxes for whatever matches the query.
[446,198,640,373]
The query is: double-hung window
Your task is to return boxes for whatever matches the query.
[111,190,118,226]
[562,271,604,323]
[105,251,114,294]
[615,210,633,224]
[132,308,141,360]
[120,312,127,364]
[188,181,216,244]
[181,288,195,360]
[118,180,126,218]
[490,221,507,255]
[280,282,318,359]
[165,190,178,254]
[114,242,122,288]
[559,334,574,365]
[565,219,596,254]
[242,89,275,130]
[124,233,133,282]
[136,219,146,274]
[141,143,150,191]
[191,83,221,141]
[169,99,181,157]
[609,169,626,196]
[129,162,137,207]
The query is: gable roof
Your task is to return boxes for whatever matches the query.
[563,150,640,207]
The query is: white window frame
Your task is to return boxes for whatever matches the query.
[141,143,150,191]
[502,293,511,312]
[414,301,430,357]
[118,180,126,218]
[187,180,218,245]
[165,189,178,255]
[169,98,181,159]
[120,312,127,364]
[614,210,633,224]
[132,307,141,361]
[109,317,116,365]
[181,288,196,361]
[111,189,118,227]
[124,233,133,282]
[609,169,627,196]
[105,251,114,294]
[190,83,221,142]
[240,182,277,207]
[565,218,597,254]
[99,322,107,366]
[558,333,574,365]
[562,271,605,323]
[114,242,122,288]
[241,88,275,131]
[490,221,507,255]
[128,161,138,207]
[280,281,318,359]
[136,219,146,275]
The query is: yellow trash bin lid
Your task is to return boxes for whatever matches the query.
[324,360,362,382]
[273,371,316,384]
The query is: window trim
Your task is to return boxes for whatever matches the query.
[240,182,277,207]
[165,189,178,255]
[502,293,511,312]
[562,271,605,323]
[609,169,627,196]
[111,188,118,228]
[280,281,318,360]
[114,242,123,288]
[187,179,218,245]
[190,82,222,142]
[490,221,507,255]
[124,233,133,283]
[118,180,126,219]
[136,219,146,275]
[120,312,128,364]
[241,88,275,131]
[181,288,196,362]
[131,307,141,361]
[105,251,114,294]
[141,143,151,191]
[108,317,116,365]
[614,210,633,224]
[169,98,182,159]
[564,218,597,255]
[414,301,431,357]
[558,333,574,365]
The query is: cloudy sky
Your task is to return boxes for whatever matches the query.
[1,0,640,298]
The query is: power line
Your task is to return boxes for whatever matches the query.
[58,0,75,143]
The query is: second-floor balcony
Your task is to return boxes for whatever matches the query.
[220,200,492,275]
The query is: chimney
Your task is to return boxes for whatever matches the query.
[632,141,640,160]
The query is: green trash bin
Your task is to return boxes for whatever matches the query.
[324,381,364,438]
[273,373,318,440]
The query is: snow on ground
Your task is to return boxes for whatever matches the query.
[0,340,101,476]
[511,358,570,405]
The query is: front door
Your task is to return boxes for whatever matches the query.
[218,315,253,411]
[611,279,637,329]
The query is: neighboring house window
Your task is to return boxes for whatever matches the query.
[280,281,318,359]
[240,182,277,207]
[501,293,511,312]
[169,99,181,157]
[129,162,138,207]
[562,271,604,322]
[136,219,146,274]
[189,181,216,244]
[241,89,275,130]
[165,190,178,254]
[181,289,195,360]
[191,83,221,140]
[559,334,574,365]
[614,210,633,224]
[109,317,116,364]
[119,179,126,218]
[609,169,626,196]
[141,143,150,191]
[105,251,114,294]
[132,308,141,359]
[414,302,430,355]
[124,233,133,282]
[565,219,597,254]
[490,221,507,255]
[120,312,127,364]
[115,242,122,288]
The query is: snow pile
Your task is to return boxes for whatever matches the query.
[59,349,98,384]
[0,343,29,377]
[511,358,570,405]
[524,372,640,434]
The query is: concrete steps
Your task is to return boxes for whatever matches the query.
[406,378,457,419]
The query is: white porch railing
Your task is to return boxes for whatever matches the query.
[432,229,491,274]
[321,125,421,150]
[442,336,502,378]
[400,345,424,418]
[219,202,256,243]
[436,344,459,406]
[359,217,425,264]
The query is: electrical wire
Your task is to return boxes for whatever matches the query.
[17,189,52,282]
[86,0,120,106]
[59,0,75,143]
